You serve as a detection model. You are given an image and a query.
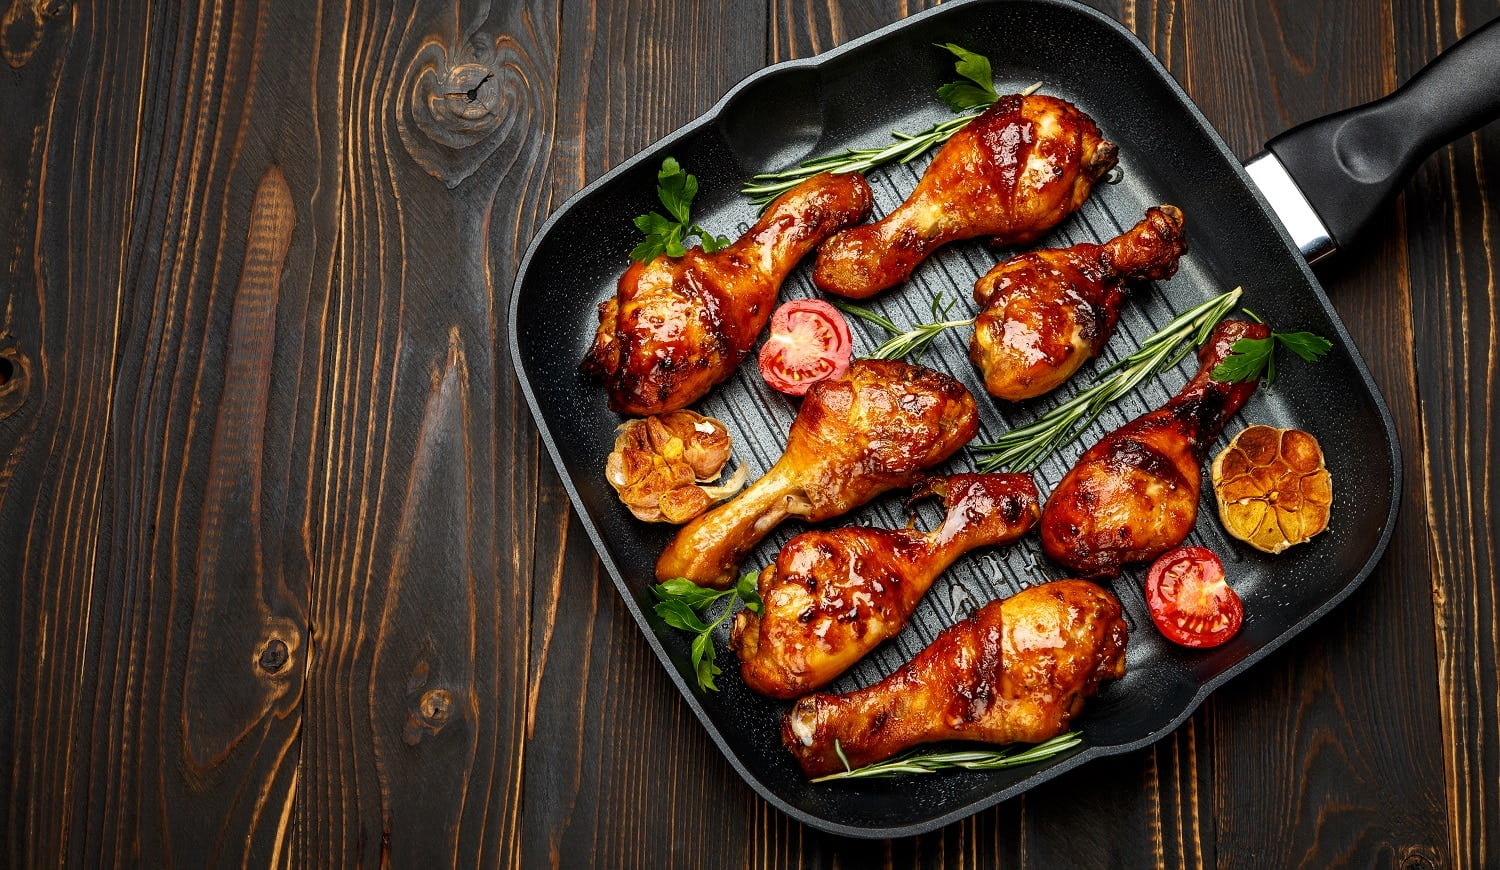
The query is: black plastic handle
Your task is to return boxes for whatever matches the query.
[1266,16,1500,250]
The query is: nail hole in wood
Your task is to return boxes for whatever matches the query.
[0,356,11,387]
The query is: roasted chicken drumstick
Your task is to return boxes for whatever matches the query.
[1041,320,1270,578]
[656,359,978,588]
[783,579,1127,778]
[583,171,873,416]
[970,205,1188,400]
[813,95,1118,299]
[731,473,1040,698]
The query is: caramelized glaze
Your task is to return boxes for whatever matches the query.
[782,579,1128,777]
[731,473,1040,698]
[969,206,1187,400]
[583,172,872,416]
[1040,320,1270,578]
[655,359,978,588]
[812,95,1117,299]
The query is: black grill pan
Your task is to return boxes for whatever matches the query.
[509,0,1499,838]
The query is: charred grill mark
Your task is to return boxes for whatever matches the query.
[1100,437,1189,489]
[1171,390,1232,459]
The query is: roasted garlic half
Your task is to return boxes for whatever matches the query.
[1211,424,1333,554]
[606,410,747,523]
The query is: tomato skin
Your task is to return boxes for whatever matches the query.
[1145,546,1243,648]
[757,299,853,396]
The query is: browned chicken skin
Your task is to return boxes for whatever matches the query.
[730,473,1040,699]
[969,206,1188,400]
[656,359,978,588]
[582,172,873,416]
[782,579,1127,778]
[1040,320,1270,578]
[812,95,1118,299]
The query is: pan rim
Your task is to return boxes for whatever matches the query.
[506,0,1404,839]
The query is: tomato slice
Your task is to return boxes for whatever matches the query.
[757,299,853,396]
[1145,546,1243,648]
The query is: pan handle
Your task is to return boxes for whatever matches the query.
[1262,15,1500,253]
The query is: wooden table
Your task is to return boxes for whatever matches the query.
[2,0,1496,865]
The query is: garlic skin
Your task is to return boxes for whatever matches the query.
[605,410,746,523]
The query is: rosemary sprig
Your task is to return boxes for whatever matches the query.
[812,732,1083,782]
[652,573,762,692]
[832,293,975,362]
[741,43,1041,205]
[741,114,979,206]
[972,288,1244,472]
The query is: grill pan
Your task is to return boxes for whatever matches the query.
[509,0,1500,838]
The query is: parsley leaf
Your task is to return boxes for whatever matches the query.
[1210,321,1333,388]
[630,157,732,263]
[1276,331,1334,362]
[651,572,761,692]
[936,43,999,112]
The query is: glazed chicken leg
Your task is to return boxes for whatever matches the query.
[783,579,1128,778]
[730,473,1040,699]
[656,359,978,588]
[969,205,1188,400]
[1041,320,1270,578]
[813,94,1118,299]
[583,171,873,416]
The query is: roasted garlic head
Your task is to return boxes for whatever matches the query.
[1211,424,1333,554]
[606,410,746,523]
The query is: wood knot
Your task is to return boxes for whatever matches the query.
[398,29,538,187]
[1398,845,1439,870]
[436,63,499,123]
[2,0,67,69]
[420,689,453,723]
[0,346,31,420]
[402,688,460,746]
[258,638,290,673]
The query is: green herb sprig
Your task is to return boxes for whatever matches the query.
[832,293,975,362]
[741,45,1040,206]
[812,732,1083,782]
[934,43,1001,110]
[1209,310,1332,386]
[631,157,732,263]
[972,288,1244,472]
[652,573,763,692]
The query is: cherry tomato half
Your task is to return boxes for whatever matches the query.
[757,299,852,396]
[1145,546,1243,648]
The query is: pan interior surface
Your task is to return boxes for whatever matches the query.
[510,0,1400,837]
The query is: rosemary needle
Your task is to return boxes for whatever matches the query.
[832,294,974,362]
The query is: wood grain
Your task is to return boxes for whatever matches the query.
[1398,1,1500,865]
[1,0,1497,866]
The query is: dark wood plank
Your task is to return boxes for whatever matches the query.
[516,1,771,867]
[0,0,539,864]
[1396,0,1500,865]
[0,0,323,863]
[291,0,543,864]
[1151,0,1474,866]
